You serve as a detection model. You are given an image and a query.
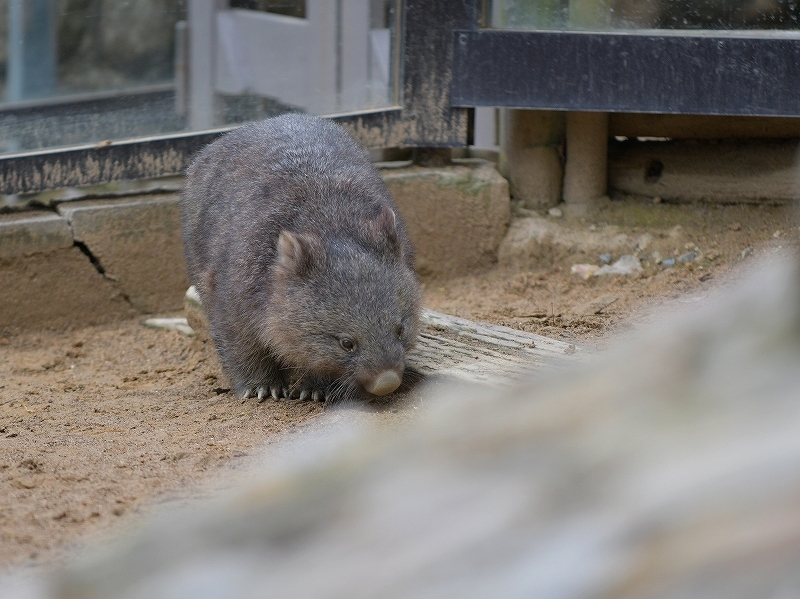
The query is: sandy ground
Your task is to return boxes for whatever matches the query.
[1,200,797,574]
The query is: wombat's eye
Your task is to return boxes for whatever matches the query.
[339,337,356,352]
[396,324,404,338]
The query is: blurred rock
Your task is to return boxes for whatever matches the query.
[5,255,800,599]
[547,206,563,218]
[571,263,600,280]
[595,254,642,276]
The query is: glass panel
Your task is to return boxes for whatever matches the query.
[0,0,398,155]
[489,0,800,30]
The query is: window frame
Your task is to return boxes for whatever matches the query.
[0,0,473,196]
[450,27,800,116]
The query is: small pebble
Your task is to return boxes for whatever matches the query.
[661,258,676,267]
[652,196,662,204]
[548,207,563,218]
[570,264,599,280]
[599,253,612,265]
[142,318,195,336]
[729,222,742,231]
[595,255,642,276]
[677,251,697,263]
[741,246,754,260]
[773,230,783,239]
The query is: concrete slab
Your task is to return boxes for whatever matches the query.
[0,247,137,332]
[382,162,510,279]
[0,212,73,259]
[609,140,799,203]
[58,195,189,313]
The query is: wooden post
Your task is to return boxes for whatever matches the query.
[501,109,565,209]
[563,111,608,211]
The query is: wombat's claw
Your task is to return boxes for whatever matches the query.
[312,390,323,402]
[282,387,289,399]
[242,389,253,400]
[270,386,281,400]
[256,387,268,402]
[299,389,310,401]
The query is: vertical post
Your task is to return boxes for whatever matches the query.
[174,20,189,118]
[562,111,608,210]
[188,0,225,130]
[561,0,611,212]
[501,109,565,209]
[7,0,56,102]
[307,0,337,114]
[340,0,369,113]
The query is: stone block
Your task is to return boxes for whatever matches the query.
[58,195,189,313]
[381,162,510,279]
[609,139,799,203]
[0,212,73,259]
[0,247,137,331]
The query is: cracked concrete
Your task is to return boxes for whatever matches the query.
[0,194,188,332]
[1,162,513,330]
[57,196,189,313]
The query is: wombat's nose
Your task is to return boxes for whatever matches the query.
[365,370,402,396]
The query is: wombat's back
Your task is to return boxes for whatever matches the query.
[182,114,405,289]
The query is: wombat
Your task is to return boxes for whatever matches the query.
[181,114,421,403]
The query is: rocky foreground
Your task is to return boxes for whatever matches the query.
[5,255,800,599]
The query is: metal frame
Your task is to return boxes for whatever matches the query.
[451,28,800,116]
[0,0,473,196]
[7,0,796,197]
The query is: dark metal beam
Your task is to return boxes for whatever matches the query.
[400,0,474,146]
[452,29,800,117]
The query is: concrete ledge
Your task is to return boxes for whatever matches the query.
[0,248,137,331]
[58,195,189,313]
[382,162,511,278]
[0,212,73,259]
[609,140,799,203]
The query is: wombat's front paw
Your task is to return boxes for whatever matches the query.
[240,374,328,403]
[285,375,328,403]
[239,378,287,402]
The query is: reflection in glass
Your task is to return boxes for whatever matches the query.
[489,0,800,31]
[0,0,397,155]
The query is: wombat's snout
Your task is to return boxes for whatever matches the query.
[364,370,402,396]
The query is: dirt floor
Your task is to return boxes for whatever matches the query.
[1,199,797,574]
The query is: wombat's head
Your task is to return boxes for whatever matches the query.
[264,211,421,400]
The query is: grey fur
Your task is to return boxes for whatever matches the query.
[181,114,421,402]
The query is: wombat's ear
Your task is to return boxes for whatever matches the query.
[370,205,401,254]
[276,230,322,275]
